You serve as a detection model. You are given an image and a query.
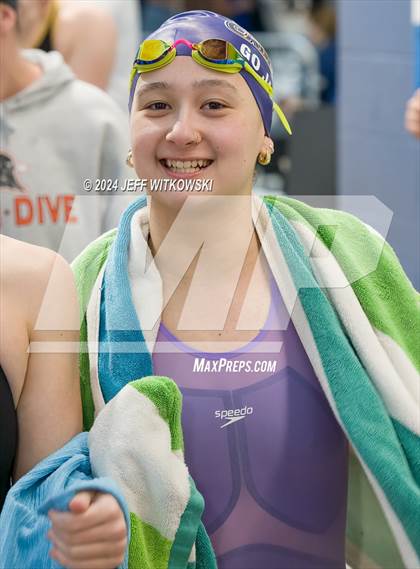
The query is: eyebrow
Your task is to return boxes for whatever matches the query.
[191,79,238,92]
[136,78,238,99]
[136,82,170,98]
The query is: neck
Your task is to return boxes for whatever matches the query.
[148,194,259,285]
[0,42,42,101]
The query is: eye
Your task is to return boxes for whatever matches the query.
[203,101,226,111]
[146,102,170,111]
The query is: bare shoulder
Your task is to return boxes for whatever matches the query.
[58,0,115,26]
[1,235,54,284]
[1,235,67,295]
[0,236,77,330]
[55,1,116,53]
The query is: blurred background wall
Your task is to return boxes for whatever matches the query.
[338,0,419,288]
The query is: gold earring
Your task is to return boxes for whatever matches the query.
[257,150,271,166]
[126,149,134,168]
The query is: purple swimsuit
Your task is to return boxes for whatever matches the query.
[153,278,348,569]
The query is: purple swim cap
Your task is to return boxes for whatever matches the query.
[129,10,275,134]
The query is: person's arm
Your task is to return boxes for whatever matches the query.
[12,250,82,479]
[55,3,117,90]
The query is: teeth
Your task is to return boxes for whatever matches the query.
[164,159,210,170]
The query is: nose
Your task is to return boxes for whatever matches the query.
[165,110,202,147]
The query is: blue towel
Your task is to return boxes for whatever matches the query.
[0,433,130,569]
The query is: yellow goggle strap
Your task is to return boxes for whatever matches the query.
[243,62,292,135]
[273,102,292,136]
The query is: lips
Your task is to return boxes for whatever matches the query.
[161,159,213,174]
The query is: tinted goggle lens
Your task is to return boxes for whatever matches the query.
[137,39,171,63]
[200,39,231,60]
[136,39,237,64]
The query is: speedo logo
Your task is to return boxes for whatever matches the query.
[215,405,254,429]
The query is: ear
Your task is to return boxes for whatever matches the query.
[0,4,17,35]
[259,136,274,155]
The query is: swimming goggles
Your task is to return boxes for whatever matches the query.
[130,38,292,135]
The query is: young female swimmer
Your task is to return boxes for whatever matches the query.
[127,15,347,568]
[73,10,419,569]
[0,235,127,569]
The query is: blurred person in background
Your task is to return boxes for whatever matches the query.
[307,0,335,105]
[278,0,335,118]
[405,88,420,138]
[17,0,143,112]
[0,0,135,261]
[89,0,142,112]
[16,0,116,90]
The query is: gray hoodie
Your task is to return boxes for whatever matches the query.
[0,49,136,261]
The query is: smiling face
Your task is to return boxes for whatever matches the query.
[130,57,267,203]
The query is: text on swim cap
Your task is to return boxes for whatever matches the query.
[240,43,272,86]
